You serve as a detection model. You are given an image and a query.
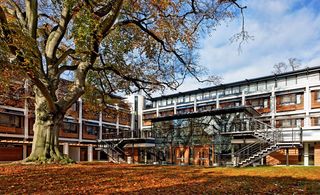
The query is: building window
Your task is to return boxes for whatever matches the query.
[317,91,320,102]
[278,119,303,128]
[211,92,216,99]
[225,88,232,95]
[134,96,139,111]
[248,98,268,109]
[190,95,195,102]
[0,113,23,128]
[63,122,78,134]
[196,94,203,101]
[296,94,302,104]
[217,90,224,97]
[263,99,269,108]
[233,87,240,94]
[86,125,98,135]
[203,92,210,100]
[177,96,184,104]
[282,120,291,128]
[280,94,301,105]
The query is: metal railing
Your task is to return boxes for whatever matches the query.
[102,131,139,139]
[233,117,302,167]
[97,140,126,163]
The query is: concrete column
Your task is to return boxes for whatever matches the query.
[156,103,159,117]
[99,112,103,140]
[231,145,234,164]
[69,147,80,162]
[88,145,93,162]
[173,102,177,115]
[271,87,276,127]
[97,151,101,161]
[116,104,119,135]
[304,143,309,166]
[286,148,289,166]
[24,80,29,139]
[304,84,311,127]
[216,94,219,109]
[79,98,83,141]
[144,149,147,164]
[241,91,246,106]
[63,143,69,156]
[23,144,27,159]
[194,99,197,112]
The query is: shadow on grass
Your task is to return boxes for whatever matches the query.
[1,164,320,194]
[126,175,320,194]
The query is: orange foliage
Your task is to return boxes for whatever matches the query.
[0,163,320,194]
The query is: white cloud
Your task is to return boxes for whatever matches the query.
[171,0,320,92]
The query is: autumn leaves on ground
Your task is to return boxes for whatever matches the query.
[0,162,320,194]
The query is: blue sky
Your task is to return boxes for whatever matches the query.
[170,0,320,93]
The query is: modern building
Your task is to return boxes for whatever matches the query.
[1,66,320,167]
[141,66,320,167]
[0,79,135,162]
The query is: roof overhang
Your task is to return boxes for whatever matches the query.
[151,106,260,122]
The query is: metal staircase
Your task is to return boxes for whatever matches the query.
[234,117,302,167]
[96,139,126,163]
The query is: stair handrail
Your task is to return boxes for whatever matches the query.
[234,116,285,167]
[97,139,126,161]
[234,140,267,165]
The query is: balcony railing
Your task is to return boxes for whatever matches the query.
[102,131,139,139]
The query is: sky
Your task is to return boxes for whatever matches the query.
[164,0,320,95]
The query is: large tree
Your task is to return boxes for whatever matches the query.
[0,0,246,162]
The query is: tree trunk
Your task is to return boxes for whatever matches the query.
[26,89,73,163]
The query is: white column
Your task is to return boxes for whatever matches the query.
[23,144,27,159]
[241,91,246,106]
[130,107,135,138]
[194,99,197,112]
[97,151,101,161]
[88,145,93,162]
[24,80,29,139]
[63,143,69,156]
[156,103,159,117]
[271,87,276,127]
[116,104,119,135]
[304,143,309,166]
[79,98,83,142]
[216,94,220,109]
[304,84,311,127]
[173,102,177,115]
[99,112,103,140]
[69,147,80,162]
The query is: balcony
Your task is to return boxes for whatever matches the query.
[276,94,304,112]
[102,130,138,139]
[0,113,24,135]
[311,90,320,109]
[60,122,79,139]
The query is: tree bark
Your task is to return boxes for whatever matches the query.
[26,88,73,163]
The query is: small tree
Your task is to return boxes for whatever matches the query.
[272,58,301,74]
[0,0,246,163]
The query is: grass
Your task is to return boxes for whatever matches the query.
[0,162,320,194]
